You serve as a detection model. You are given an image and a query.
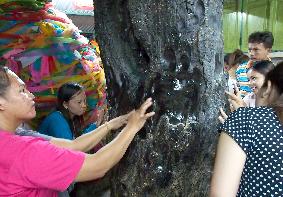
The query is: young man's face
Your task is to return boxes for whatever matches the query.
[248,42,271,61]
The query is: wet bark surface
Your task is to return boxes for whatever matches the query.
[92,0,225,196]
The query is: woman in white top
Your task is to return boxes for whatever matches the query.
[219,60,275,123]
[244,60,275,107]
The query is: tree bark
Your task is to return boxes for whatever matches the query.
[94,0,225,196]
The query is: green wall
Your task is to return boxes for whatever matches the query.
[223,0,283,52]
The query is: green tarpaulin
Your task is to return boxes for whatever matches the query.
[223,0,283,52]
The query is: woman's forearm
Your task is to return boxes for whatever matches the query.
[50,123,111,152]
[75,124,137,182]
[75,97,154,182]
[73,123,111,151]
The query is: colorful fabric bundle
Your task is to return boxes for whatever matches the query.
[0,0,106,129]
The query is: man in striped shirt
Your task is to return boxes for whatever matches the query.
[236,31,273,97]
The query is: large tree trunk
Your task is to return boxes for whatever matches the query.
[94,0,225,196]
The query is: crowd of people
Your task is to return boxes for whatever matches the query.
[211,31,282,196]
[0,28,282,196]
[0,67,155,196]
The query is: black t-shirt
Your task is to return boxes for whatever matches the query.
[220,107,283,196]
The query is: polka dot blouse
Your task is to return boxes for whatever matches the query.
[220,107,283,196]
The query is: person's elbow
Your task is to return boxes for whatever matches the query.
[209,182,236,197]
[209,187,222,197]
[95,170,107,179]
[91,161,109,179]
[209,176,225,197]
[75,154,111,182]
[209,190,234,197]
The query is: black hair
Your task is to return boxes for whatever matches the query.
[0,66,11,98]
[57,82,85,138]
[251,60,275,76]
[263,61,283,123]
[248,31,274,49]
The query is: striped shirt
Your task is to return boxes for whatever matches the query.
[235,60,253,97]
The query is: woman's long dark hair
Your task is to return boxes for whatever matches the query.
[263,61,283,123]
[57,82,85,138]
[252,60,275,76]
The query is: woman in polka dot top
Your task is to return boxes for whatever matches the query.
[210,61,283,196]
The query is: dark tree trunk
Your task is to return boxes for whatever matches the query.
[94,0,225,196]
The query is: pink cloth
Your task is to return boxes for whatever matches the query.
[0,130,85,196]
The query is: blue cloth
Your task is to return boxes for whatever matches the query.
[84,122,97,133]
[235,61,252,97]
[38,111,96,140]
